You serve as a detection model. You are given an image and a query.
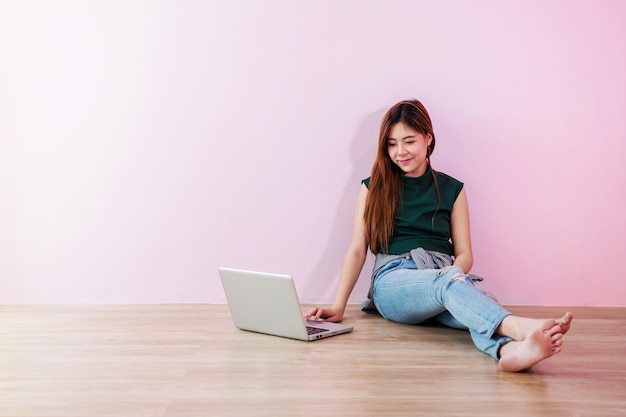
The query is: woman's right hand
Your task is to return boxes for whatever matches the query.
[303,184,368,326]
[304,307,344,323]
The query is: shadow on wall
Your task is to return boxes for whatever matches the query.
[301,108,386,305]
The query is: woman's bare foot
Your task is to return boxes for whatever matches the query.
[498,312,574,341]
[498,320,563,372]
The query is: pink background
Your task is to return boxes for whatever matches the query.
[1,1,625,306]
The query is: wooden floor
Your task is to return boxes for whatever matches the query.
[0,305,625,417]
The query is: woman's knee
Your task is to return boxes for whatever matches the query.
[440,266,466,282]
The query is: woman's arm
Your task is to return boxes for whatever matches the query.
[450,187,473,274]
[306,184,369,322]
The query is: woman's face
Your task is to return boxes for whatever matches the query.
[386,122,432,177]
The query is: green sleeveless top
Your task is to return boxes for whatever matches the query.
[363,169,464,255]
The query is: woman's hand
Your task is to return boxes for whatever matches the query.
[305,307,344,323]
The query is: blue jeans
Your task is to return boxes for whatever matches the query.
[372,256,513,360]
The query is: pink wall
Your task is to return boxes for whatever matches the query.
[1,1,625,305]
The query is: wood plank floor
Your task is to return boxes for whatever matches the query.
[0,304,625,417]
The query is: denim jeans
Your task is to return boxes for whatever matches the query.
[372,256,513,360]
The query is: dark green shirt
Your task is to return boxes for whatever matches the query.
[363,169,464,256]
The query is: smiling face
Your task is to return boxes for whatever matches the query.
[387,122,432,177]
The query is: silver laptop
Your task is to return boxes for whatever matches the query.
[219,267,353,341]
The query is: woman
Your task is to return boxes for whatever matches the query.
[306,99,572,372]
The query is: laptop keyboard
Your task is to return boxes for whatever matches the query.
[306,326,328,335]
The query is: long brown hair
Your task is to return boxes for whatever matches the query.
[364,99,437,254]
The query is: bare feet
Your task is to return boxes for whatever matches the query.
[498,319,568,372]
[496,312,573,372]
